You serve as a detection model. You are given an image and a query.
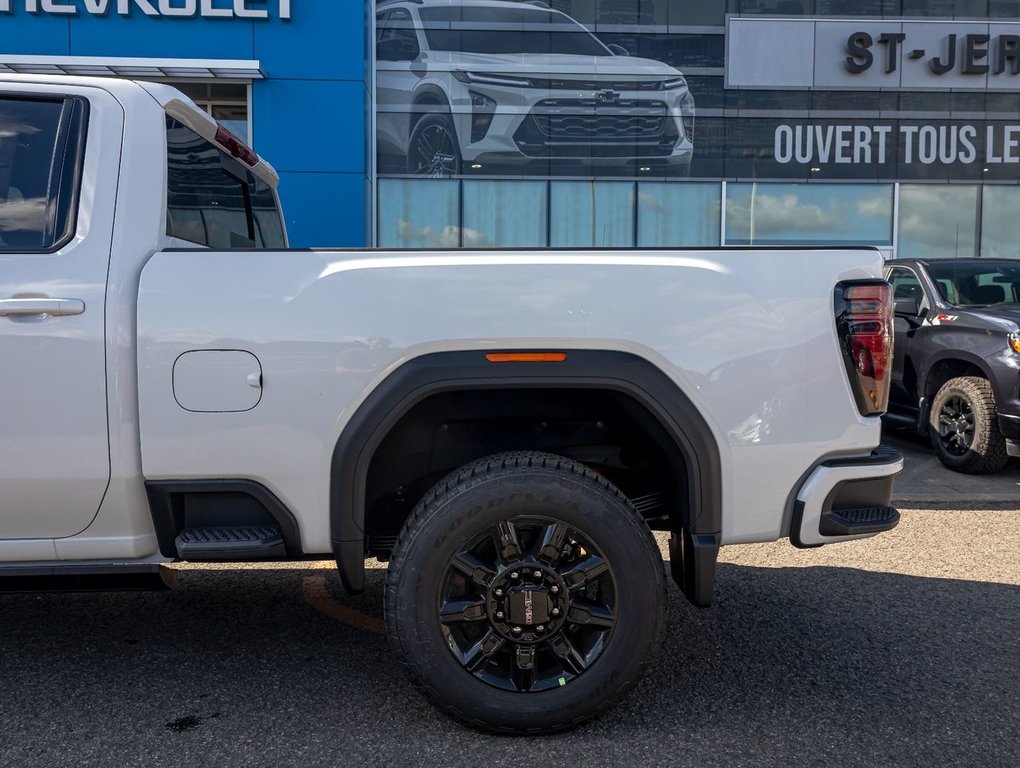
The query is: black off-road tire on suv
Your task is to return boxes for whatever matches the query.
[384,451,666,734]
[406,112,462,177]
[929,376,1010,474]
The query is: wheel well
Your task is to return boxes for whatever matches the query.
[925,359,987,399]
[410,91,450,131]
[362,388,689,558]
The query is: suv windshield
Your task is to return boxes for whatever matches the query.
[927,261,1020,307]
[418,6,610,56]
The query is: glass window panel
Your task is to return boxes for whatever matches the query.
[739,0,814,14]
[0,98,68,252]
[637,182,720,246]
[378,179,461,248]
[981,186,1020,260]
[550,181,635,247]
[667,1,729,26]
[897,185,979,260]
[725,183,894,246]
[165,117,254,249]
[463,180,548,247]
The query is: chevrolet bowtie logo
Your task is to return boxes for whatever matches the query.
[594,89,621,103]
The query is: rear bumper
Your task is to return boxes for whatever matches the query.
[792,446,904,548]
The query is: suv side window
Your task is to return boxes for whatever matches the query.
[166,116,284,249]
[0,96,88,253]
[378,8,420,61]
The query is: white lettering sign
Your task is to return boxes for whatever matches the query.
[774,123,1020,166]
[0,0,288,18]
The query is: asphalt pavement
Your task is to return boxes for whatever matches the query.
[2,501,1017,767]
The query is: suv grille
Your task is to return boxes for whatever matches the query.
[513,98,679,158]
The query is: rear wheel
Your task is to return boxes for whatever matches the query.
[384,451,666,733]
[929,376,1009,474]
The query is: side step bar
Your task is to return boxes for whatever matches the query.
[820,506,900,536]
[175,526,285,561]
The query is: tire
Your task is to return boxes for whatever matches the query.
[928,376,1009,474]
[385,451,666,734]
[406,112,461,177]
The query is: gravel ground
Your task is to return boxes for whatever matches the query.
[1,508,1017,768]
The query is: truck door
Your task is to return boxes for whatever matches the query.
[886,266,927,412]
[0,92,113,544]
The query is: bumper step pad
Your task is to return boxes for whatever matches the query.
[175,526,285,561]
[819,507,900,537]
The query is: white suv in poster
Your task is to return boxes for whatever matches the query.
[375,0,695,177]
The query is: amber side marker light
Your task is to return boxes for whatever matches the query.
[1009,333,1020,354]
[485,352,568,363]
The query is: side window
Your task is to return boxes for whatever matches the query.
[250,172,286,248]
[166,116,254,248]
[378,9,420,61]
[0,96,88,253]
[887,267,926,307]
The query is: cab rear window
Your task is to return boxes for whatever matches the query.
[165,116,284,249]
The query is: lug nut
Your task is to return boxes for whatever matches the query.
[510,571,519,579]
[512,626,522,634]
[551,608,560,616]
[495,611,504,619]
[533,570,542,578]
[535,625,545,633]
[494,588,503,597]
[550,585,560,594]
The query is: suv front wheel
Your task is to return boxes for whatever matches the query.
[407,112,462,177]
[929,376,1010,474]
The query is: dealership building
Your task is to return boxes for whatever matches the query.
[1,0,1018,256]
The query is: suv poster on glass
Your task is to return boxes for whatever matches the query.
[375,0,697,179]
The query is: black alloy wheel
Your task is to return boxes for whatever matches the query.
[929,376,1009,474]
[937,394,975,456]
[407,112,461,177]
[438,516,616,693]
[385,452,665,734]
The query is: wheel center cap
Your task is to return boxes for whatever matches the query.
[507,587,550,627]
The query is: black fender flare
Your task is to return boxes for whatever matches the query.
[329,350,722,594]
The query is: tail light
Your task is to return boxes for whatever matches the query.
[834,281,893,416]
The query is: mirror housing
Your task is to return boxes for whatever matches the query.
[894,297,921,316]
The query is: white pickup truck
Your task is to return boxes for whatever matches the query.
[0,75,903,733]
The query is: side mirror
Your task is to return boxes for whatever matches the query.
[894,297,921,316]
[607,43,630,56]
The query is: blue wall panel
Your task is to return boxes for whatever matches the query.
[69,16,254,59]
[0,15,70,55]
[252,79,366,175]
[278,172,367,248]
[255,2,366,81]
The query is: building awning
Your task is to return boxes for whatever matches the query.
[0,55,263,79]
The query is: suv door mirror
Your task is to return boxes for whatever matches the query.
[894,297,921,316]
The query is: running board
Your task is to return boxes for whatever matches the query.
[175,526,285,561]
[819,507,900,537]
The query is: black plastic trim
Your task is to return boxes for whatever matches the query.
[329,350,722,596]
[668,530,719,608]
[819,507,900,536]
[789,447,903,549]
[997,412,1020,440]
[144,480,303,559]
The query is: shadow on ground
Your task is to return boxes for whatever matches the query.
[1,563,1016,767]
